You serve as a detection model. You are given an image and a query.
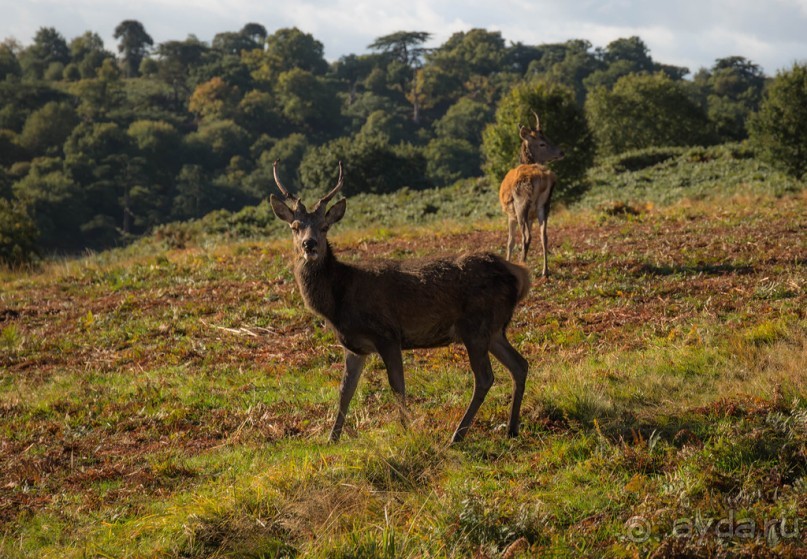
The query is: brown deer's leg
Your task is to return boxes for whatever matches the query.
[490,332,529,437]
[451,334,495,443]
[514,197,532,263]
[330,350,367,442]
[537,205,549,278]
[376,340,409,429]
[506,216,518,261]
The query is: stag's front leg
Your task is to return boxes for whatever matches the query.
[330,350,367,442]
[514,198,532,263]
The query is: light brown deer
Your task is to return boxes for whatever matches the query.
[270,161,531,443]
[500,111,565,277]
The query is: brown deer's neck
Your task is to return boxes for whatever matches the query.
[293,243,342,321]
[519,143,535,165]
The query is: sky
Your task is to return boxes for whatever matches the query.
[2,0,806,76]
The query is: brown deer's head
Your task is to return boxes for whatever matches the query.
[269,161,346,263]
[519,111,565,165]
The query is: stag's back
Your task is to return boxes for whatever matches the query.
[499,164,557,218]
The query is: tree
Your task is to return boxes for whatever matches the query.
[19,101,78,156]
[189,77,241,121]
[694,56,766,140]
[259,27,328,77]
[0,40,22,80]
[368,31,432,122]
[482,80,594,188]
[424,137,479,185]
[114,20,153,77]
[300,134,427,195]
[434,98,493,144]
[0,198,39,266]
[749,63,807,179]
[585,72,714,156]
[19,27,70,79]
[69,31,113,79]
[276,68,341,133]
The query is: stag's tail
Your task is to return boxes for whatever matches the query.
[502,260,531,303]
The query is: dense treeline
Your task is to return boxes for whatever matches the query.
[0,22,777,262]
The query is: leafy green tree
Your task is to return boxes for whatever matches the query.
[185,119,250,170]
[586,72,714,156]
[0,198,39,266]
[63,122,131,244]
[421,29,508,106]
[114,20,153,77]
[424,137,479,185]
[69,31,113,79]
[19,101,78,156]
[0,130,27,167]
[259,27,328,77]
[749,63,807,179]
[483,80,594,187]
[0,41,22,80]
[155,36,210,97]
[12,157,85,248]
[541,40,603,105]
[300,134,427,195]
[694,56,766,140]
[19,27,70,80]
[276,68,341,133]
[189,77,241,121]
[434,98,493,144]
[368,31,432,122]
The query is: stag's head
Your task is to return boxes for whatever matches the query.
[269,161,346,263]
[519,111,565,164]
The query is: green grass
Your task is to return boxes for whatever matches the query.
[1,145,806,557]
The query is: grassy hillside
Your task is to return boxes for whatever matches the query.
[1,146,805,557]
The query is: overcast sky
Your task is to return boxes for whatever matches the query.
[2,0,806,76]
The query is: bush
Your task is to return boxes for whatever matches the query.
[749,62,807,179]
[0,199,39,266]
[482,80,594,190]
[585,72,715,157]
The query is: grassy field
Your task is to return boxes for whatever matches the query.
[1,146,806,557]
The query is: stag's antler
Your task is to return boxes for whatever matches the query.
[532,110,541,131]
[313,161,344,212]
[273,160,296,201]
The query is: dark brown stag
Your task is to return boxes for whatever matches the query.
[270,161,531,443]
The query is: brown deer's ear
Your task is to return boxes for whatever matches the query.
[519,125,530,140]
[270,194,295,223]
[324,198,346,227]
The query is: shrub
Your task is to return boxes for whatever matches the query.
[749,62,807,179]
[482,80,594,190]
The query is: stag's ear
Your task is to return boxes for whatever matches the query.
[324,198,346,227]
[519,125,530,140]
[270,194,294,224]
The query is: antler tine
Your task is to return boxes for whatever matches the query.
[532,110,541,131]
[272,160,295,200]
[315,161,344,209]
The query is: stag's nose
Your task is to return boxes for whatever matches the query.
[302,238,318,252]
[558,150,566,159]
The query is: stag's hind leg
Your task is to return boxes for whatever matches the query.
[537,204,549,278]
[505,216,518,261]
[490,332,529,437]
[452,332,495,444]
[514,197,532,263]
[330,350,367,442]
[376,339,410,429]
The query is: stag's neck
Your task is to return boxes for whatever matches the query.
[519,144,535,165]
[293,243,344,322]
